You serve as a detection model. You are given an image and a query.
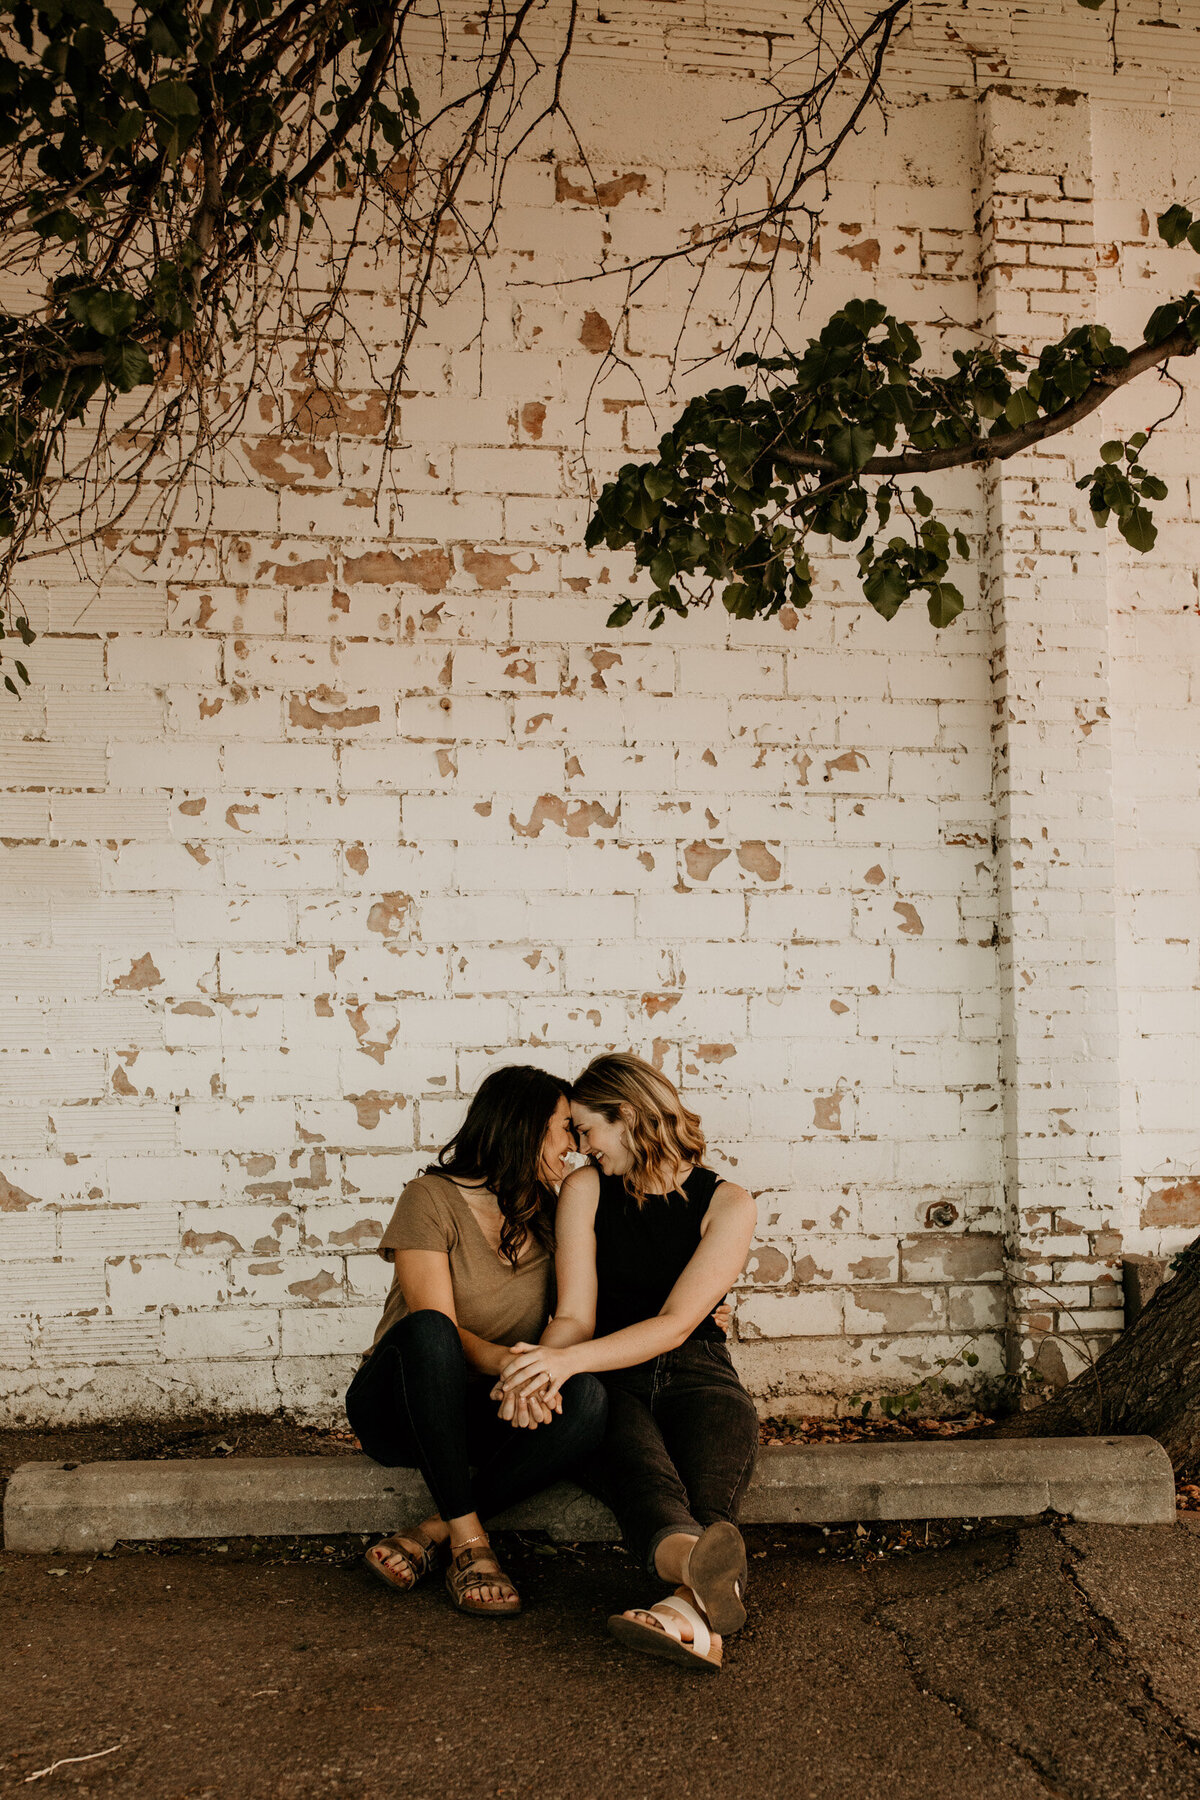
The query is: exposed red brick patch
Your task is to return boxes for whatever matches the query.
[812,1092,842,1131]
[737,840,781,881]
[243,437,333,485]
[853,1288,936,1330]
[291,388,388,440]
[684,840,731,882]
[511,794,567,838]
[271,556,334,587]
[226,802,259,832]
[347,1004,400,1066]
[520,402,547,440]
[567,800,616,838]
[555,165,648,207]
[111,1065,138,1095]
[838,237,880,270]
[643,992,681,1017]
[288,1269,340,1302]
[863,864,886,886]
[462,548,534,591]
[746,1246,789,1284]
[177,798,205,817]
[849,1255,893,1280]
[779,605,799,631]
[185,842,211,866]
[328,1218,384,1249]
[114,953,163,991]
[825,750,868,779]
[793,1256,823,1285]
[894,901,924,936]
[589,648,623,690]
[344,547,451,592]
[172,1001,214,1017]
[579,310,613,354]
[194,595,216,629]
[366,891,412,938]
[345,843,370,876]
[182,1228,244,1254]
[0,1170,38,1210]
[289,688,381,732]
[830,999,850,1015]
[694,1043,737,1063]
[350,1091,405,1131]
[1143,1178,1200,1228]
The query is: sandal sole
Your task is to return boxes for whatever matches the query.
[363,1541,433,1594]
[687,1521,747,1636]
[444,1571,522,1618]
[607,1613,721,1673]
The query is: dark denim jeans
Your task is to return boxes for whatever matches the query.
[345,1308,608,1524]
[581,1338,759,1578]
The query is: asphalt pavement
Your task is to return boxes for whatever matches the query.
[4,1516,1200,1800]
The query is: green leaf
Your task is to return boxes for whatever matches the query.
[103,340,153,391]
[86,291,137,336]
[1004,387,1040,428]
[606,600,634,629]
[912,487,933,518]
[1100,440,1124,463]
[953,529,971,562]
[1118,505,1157,553]
[1157,204,1194,248]
[963,1350,980,1367]
[828,422,877,471]
[863,561,908,621]
[1138,475,1168,501]
[926,582,964,628]
[147,79,199,120]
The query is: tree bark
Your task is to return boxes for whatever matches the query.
[985,1236,1200,1475]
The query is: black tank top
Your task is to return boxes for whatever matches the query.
[593,1165,723,1342]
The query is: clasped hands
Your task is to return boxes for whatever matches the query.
[489,1342,577,1431]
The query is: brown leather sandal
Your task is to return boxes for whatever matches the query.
[363,1526,442,1593]
[445,1542,522,1617]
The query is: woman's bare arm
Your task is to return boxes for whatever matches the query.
[538,1165,600,1349]
[500,1183,757,1398]
[393,1248,516,1379]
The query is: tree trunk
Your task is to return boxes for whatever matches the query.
[985,1237,1200,1475]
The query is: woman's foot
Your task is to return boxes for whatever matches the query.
[364,1520,447,1591]
[609,1587,722,1672]
[445,1535,522,1617]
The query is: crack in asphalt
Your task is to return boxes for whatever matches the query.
[1053,1520,1200,1759]
[864,1566,1072,1800]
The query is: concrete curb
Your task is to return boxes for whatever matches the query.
[2,1436,1175,1552]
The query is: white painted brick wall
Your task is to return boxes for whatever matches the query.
[2,3,1199,1424]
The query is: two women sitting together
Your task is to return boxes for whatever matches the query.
[345,1052,758,1674]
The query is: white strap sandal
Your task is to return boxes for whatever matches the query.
[607,1592,722,1672]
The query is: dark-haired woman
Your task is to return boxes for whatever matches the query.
[345,1065,608,1617]
[499,1053,758,1671]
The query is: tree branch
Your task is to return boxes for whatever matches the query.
[776,324,1197,482]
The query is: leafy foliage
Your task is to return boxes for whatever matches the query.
[589,212,1200,633]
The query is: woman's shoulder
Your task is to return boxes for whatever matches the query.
[558,1162,602,1214]
[705,1170,757,1225]
[379,1170,462,1257]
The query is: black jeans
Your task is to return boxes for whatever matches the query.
[581,1339,759,1578]
[345,1308,608,1524]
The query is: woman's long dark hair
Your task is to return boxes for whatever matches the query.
[429,1065,570,1266]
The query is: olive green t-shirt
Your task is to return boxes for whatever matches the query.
[370,1172,553,1350]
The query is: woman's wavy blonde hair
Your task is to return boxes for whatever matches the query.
[570,1052,706,1204]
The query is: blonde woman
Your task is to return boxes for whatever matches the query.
[499,1052,758,1672]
